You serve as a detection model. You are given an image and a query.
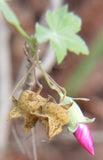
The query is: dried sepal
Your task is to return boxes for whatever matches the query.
[8,90,71,140]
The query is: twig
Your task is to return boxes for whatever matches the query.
[11,61,36,98]
[31,128,37,160]
[12,128,26,155]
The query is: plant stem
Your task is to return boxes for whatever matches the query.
[11,62,36,97]
[28,36,64,98]
[15,24,30,41]
[35,53,60,93]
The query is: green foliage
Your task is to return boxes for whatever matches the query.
[0,1,30,40]
[0,1,19,25]
[35,5,89,63]
[0,2,89,64]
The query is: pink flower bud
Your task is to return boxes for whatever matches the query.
[73,123,94,155]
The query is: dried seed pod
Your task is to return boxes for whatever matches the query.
[8,90,71,139]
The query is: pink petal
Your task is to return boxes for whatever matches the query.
[73,123,94,155]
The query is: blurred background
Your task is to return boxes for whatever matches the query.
[0,0,103,159]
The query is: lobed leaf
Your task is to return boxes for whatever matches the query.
[35,5,89,64]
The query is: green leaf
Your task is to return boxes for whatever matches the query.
[35,5,89,64]
[0,1,30,40]
[0,1,19,25]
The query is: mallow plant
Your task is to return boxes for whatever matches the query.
[0,0,95,156]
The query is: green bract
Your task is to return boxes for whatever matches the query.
[61,95,95,132]
[35,5,89,64]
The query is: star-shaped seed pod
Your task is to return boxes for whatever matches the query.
[8,90,72,139]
